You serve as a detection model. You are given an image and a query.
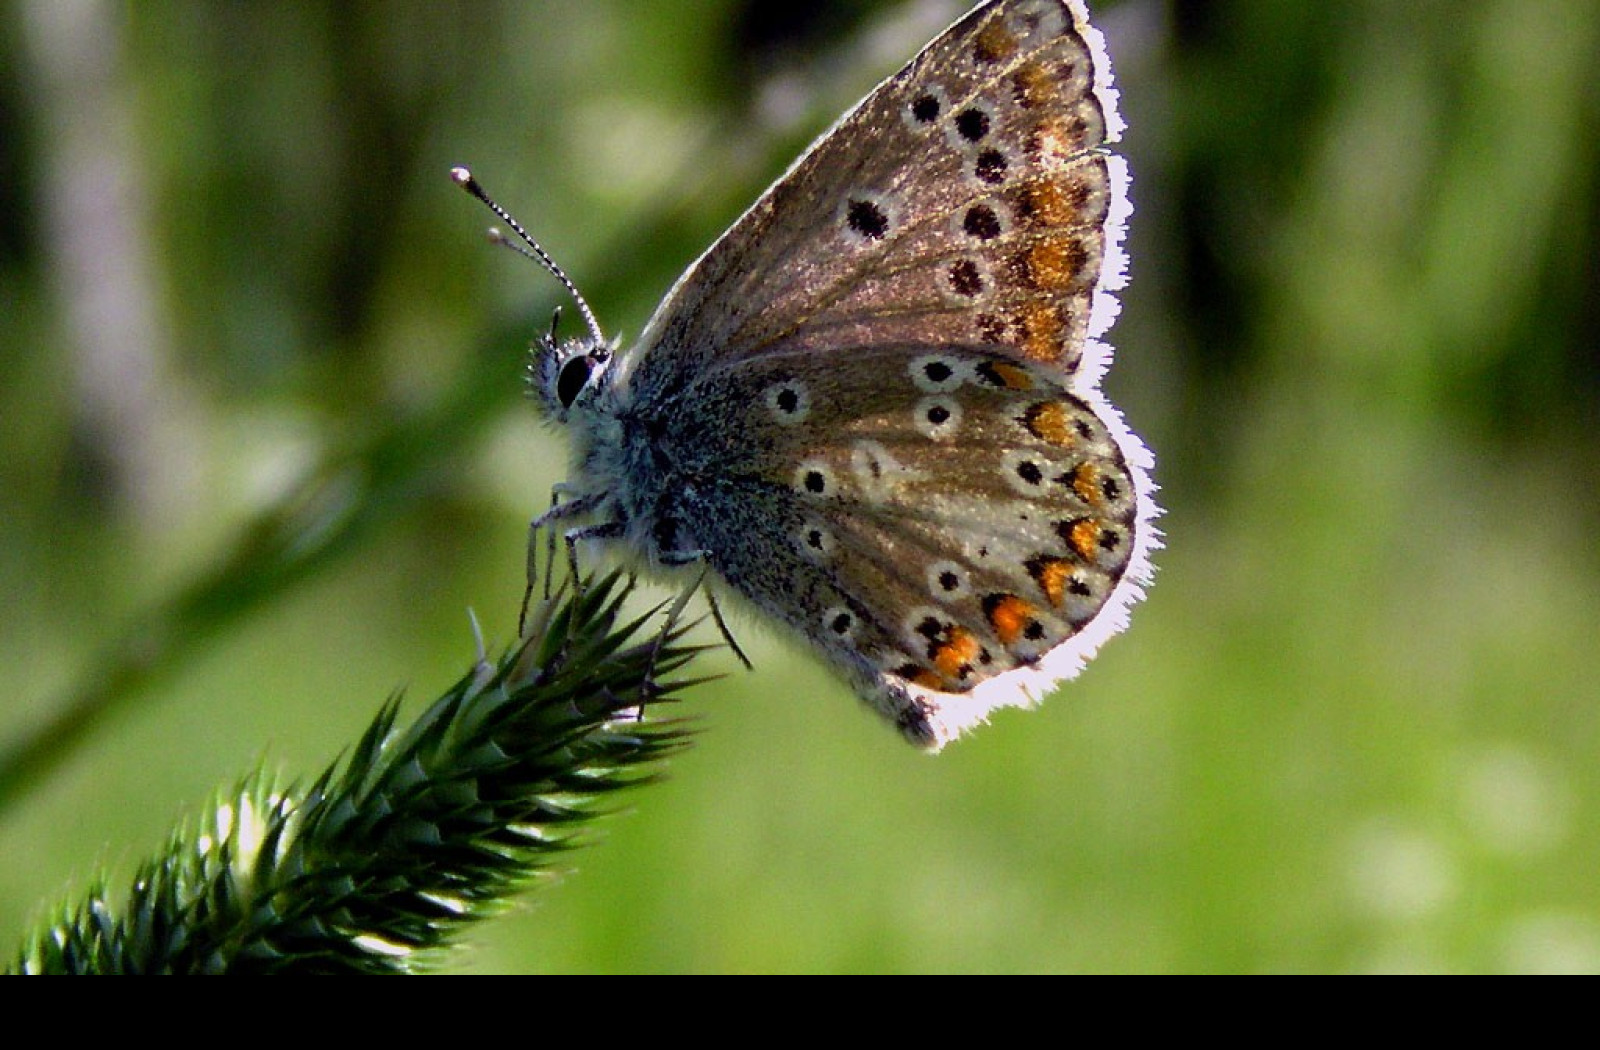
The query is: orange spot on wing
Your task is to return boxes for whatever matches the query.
[1021,178,1075,229]
[932,626,983,681]
[979,359,1036,390]
[973,21,1019,63]
[984,594,1037,645]
[1028,557,1074,608]
[1029,115,1094,166]
[1011,62,1054,108]
[1023,400,1075,445]
[1014,236,1091,292]
[1070,463,1103,506]
[1068,519,1103,561]
[1020,302,1064,361]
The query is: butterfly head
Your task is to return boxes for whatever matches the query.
[530,326,615,423]
[451,166,617,422]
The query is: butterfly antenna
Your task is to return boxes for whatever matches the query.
[451,166,607,347]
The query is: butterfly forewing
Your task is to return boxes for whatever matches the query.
[629,0,1128,385]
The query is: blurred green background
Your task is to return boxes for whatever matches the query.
[2,0,1597,973]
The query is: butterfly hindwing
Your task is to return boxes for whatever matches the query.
[642,341,1150,745]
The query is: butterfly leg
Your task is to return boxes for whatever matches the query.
[706,592,753,671]
[655,548,753,672]
[628,571,705,722]
[521,489,608,637]
[559,518,625,604]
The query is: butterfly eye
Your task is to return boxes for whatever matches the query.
[555,355,594,408]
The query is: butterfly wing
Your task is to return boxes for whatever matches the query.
[624,0,1130,388]
[609,0,1155,748]
[647,341,1153,748]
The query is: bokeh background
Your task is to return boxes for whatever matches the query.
[2,0,1597,973]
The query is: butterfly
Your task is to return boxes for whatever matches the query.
[456,0,1157,751]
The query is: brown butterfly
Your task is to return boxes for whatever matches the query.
[459,0,1157,750]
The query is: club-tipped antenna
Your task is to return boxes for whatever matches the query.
[451,165,606,347]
